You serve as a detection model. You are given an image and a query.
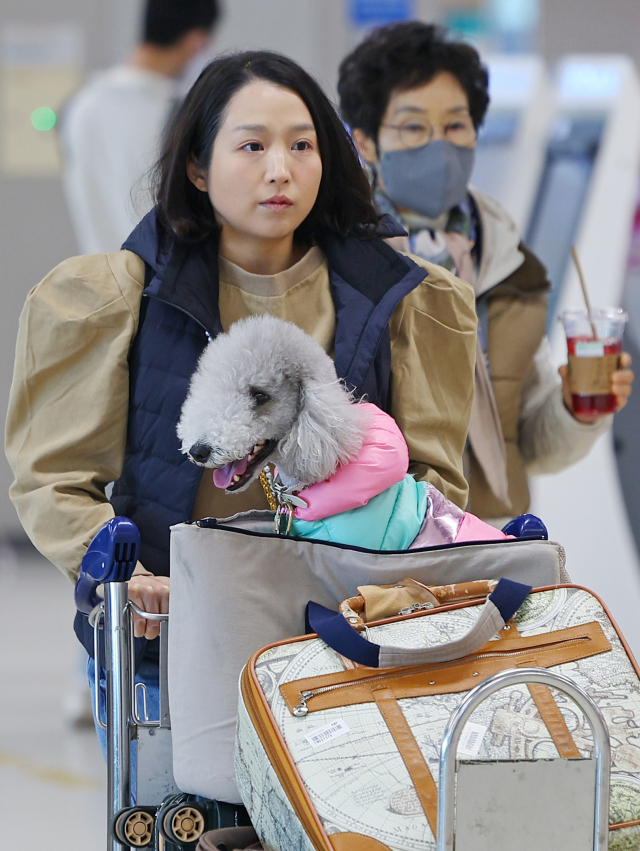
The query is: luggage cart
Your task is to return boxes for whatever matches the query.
[78,519,610,851]
[75,518,250,851]
[437,667,611,851]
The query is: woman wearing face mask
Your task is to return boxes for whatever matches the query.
[6,51,476,787]
[338,21,634,525]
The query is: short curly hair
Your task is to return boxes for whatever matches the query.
[338,21,490,140]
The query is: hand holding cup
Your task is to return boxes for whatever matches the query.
[560,308,633,423]
[560,351,634,423]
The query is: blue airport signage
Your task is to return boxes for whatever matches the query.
[349,0,416,26]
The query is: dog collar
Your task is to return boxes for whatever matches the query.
[259,466,308,535]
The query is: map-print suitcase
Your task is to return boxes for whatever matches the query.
[235,581,640,851]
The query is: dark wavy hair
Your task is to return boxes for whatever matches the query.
[338,21,490,140]
[153,51,378,242]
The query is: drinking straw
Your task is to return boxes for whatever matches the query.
[571,245,598,340]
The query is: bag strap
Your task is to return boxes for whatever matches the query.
[306,578,531,669]
[372,685,439,836]
[527,682,581,758]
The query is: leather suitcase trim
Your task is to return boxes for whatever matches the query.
[241,664,333,851]
[329,833,393,850]
[610,817,640,830]
[279,621,610,714]
[372,684,440,834]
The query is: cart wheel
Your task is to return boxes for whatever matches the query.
[162,804,206,846]
[113,806,156,848]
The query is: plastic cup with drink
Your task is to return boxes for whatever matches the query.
[562,307,628,416]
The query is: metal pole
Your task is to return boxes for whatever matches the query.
[437,667,610,851]
[105,582,132,851]
[158,618,171,728]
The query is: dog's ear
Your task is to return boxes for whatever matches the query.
[278,378,368,484]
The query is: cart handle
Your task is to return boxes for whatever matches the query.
[501,512,548,539]
[75,517,140,615]
[437,667,610,851]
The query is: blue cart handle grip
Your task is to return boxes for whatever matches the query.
[74,517,140,615]
[501,513,548,540]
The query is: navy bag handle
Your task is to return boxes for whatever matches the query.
[306,578,531,669]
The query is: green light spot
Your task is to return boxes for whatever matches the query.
[31,106,57,132]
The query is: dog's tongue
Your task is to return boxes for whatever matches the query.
[213,457,249,490]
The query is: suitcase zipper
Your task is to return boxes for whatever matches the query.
[291,635,591,716]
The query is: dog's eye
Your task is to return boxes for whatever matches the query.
[250,388,270,406]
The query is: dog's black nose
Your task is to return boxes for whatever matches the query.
[189,441,211,464]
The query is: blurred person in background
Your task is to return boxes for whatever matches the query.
[61,0,220,255]
[338,21,634,526]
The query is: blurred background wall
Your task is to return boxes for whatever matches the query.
[1,0,640,548]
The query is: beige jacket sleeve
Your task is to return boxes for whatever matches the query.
[5,251,145,583]
[390,256,477,508]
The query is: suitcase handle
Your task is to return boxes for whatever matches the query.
[306,578,531,669]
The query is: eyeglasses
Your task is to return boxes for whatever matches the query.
[379,117,476,150]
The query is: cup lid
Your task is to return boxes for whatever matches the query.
[561,307,628,321]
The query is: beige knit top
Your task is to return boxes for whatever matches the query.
[193,246,335,520]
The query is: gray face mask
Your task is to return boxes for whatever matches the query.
[379,139,476,219]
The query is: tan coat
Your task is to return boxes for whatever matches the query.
[467,244,549,516]
[388,187,611,521]
[467,188,611,520]
[6,247,477,582]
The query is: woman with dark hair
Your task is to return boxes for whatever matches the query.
[6,50,476,784]
[338,21,634,525]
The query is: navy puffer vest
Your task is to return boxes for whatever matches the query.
[75,210,428,655]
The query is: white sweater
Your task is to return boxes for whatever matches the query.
[60,65,178,254]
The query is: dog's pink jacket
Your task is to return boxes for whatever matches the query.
[294,403,408,522]
[294,402,510,545]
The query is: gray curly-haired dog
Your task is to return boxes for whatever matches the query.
[177,315,369,492]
